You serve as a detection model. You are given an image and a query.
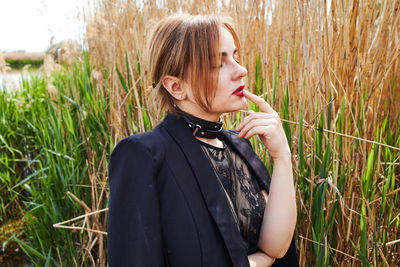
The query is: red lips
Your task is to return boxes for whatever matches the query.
[233,85,245,97]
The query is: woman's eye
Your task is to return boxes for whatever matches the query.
[218,58,239,68]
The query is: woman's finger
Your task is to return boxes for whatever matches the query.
[236,112,279,131]
[243,125,275,140]
[238,118,278,138]
[243,90,275,113]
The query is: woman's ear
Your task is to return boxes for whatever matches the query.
[162,75,187,100]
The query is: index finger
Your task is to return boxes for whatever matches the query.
[242,90,275,113]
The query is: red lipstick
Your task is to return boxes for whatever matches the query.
[233,85,245,97]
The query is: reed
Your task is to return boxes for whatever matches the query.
[1,0,399,266]
[84,0,400,265]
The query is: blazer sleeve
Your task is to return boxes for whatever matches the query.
[107,137,165,267]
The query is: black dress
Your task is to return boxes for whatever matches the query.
[198,139,266,254]
[198,139,299,266]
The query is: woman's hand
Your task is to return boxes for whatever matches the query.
[248,251,275,267]
[236,90,291,160]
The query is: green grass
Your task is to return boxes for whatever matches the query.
[5,59,43,70]
[1,54,111,265]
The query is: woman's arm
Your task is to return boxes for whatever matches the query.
[248,251,275,267]
[257,156,296,258]
[237,90,297,258]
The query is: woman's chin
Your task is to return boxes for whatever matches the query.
[211,98,248,114]
[226,98,248,113]
[235,97,248,110]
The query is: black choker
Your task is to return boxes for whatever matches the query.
[175,105,223,139]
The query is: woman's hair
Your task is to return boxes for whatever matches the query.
[147,14,241,115]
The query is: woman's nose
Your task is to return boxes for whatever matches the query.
[232,63,248,80]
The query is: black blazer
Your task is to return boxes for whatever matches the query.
[107,113,298,266]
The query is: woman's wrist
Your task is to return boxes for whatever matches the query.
[272,150,292,164]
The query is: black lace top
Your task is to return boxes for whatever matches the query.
[198,139,266,254]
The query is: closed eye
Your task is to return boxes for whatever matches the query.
[220,48,239,67]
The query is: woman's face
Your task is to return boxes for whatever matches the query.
[212,28,248,114]
[182,28,248,121]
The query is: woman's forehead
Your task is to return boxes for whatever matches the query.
[220,28,237,55]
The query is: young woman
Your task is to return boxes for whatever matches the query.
[107,14,298,267]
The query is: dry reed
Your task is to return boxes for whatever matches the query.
[71,0,400,265]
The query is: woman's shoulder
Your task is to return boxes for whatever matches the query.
[111,125,167,160]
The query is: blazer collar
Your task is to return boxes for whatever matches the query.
[160,113,250,267]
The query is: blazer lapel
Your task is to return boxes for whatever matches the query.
[161,114,249,267]
[220,129,272,193]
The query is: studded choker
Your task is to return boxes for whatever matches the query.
[174,105,223,139]
[183,113,223,139]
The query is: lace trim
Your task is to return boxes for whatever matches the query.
[199,140,266,253]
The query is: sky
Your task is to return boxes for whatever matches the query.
[0,0,87,52]
[0,0,332,53]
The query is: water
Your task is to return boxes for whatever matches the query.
[0,71,36,91]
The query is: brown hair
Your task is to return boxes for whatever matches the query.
[147,14,241,116]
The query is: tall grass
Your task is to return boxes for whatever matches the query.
[1,0,399,266]
[1,56,111,265]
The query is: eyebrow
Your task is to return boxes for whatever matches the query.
[221,48,238,57]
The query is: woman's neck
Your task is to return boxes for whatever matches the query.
[175,104,224,148]
[196,136,224,148]
[177,103,222,122]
